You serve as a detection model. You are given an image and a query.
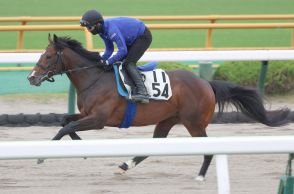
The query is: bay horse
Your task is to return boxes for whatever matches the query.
[27,34,290,181]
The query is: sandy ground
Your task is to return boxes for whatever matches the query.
[0,94,293,194]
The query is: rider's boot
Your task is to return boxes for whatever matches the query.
[126,62,150,103]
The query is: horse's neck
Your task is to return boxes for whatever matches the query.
[64,51,104,94]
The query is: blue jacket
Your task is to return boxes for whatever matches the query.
[99,17,146,65]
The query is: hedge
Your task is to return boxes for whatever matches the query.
[139,62,193,71]
[213,61,294,94]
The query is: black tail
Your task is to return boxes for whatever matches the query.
[209,80,290,127]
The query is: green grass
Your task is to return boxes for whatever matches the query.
[0,0,294,50]
[2,0,294,16]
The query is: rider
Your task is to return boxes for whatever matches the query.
[80,9,152,103]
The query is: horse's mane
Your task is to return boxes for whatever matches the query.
[54,36,101,62]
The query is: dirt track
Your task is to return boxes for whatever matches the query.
[0,95,293,194]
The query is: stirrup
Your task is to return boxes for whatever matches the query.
[131,94,150,104]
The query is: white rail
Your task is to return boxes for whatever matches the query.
[1,50,294,64]
[0,136,293,159]
[0,136,293,194]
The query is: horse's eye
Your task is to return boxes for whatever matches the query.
[46,55,52,59]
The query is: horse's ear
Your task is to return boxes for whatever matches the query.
[48,33,52,43]
[53,34,58,43]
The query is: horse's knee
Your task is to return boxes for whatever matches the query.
[60,116,70,127]
[60,114,79,127]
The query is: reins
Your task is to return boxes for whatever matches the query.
[77,70,105,95]
[50,50,107,95]
[55,51,102,75]
[39,50,106,83]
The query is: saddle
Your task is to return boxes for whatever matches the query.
[113,62,172,101]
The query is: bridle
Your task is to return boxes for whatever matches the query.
[36,50,102,83]
[36,50,63,82]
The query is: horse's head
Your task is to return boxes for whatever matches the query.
[27,34,65,86]
[28,34,104,86]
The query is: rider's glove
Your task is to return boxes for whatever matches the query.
[100,60,113,71]
[99,59,109,66]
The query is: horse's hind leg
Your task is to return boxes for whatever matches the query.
[182,120,213,181]
[195,132,213,181]
[116,116,179,174]
[187,127,213,181]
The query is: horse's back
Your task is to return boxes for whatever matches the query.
[167,70,213,95]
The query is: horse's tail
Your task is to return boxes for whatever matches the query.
[209,80,290,127]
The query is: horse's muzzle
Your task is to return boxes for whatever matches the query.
[27,70,45,86]
[27,71,55,86]
[27,75,42,86]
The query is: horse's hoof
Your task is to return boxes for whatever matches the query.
[37,159,45,164]
[195,175,205,182]
[114,162,128,175]
[114,167,127,175]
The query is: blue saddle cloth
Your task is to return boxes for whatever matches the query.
[119,101,137,128]
[114,61,158,128]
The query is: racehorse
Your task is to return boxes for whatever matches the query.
[27,34,290,181]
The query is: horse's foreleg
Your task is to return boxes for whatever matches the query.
[61,114,83,140]
[68,132,82,140]
[37,115,102,164]
[53,115,103,140]
[61,114,81,126]
[116,116,178,174]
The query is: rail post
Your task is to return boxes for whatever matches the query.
[199,61,213,81]
[257,60,268,95]
[216,155,230,194]
[205,19,215,48]
[277,154,294,194]
[85,30,93,50]
[17,21,27,50]
[292,29,294,48]
[67,83,76,114]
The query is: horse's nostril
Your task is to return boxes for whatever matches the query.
[27,75,34,81]
[27,75,38,86]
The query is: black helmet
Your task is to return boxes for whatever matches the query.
[80,10,104,27]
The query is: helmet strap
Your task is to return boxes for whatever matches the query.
[91,23,104,35]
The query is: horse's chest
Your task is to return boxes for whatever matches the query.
[77,96,94,115]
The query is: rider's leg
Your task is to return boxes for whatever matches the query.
[123,27,152,103]
[125,62,149,103]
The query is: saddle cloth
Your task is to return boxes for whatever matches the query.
[113,62,172,101]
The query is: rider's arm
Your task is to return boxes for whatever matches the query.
[106,26,128,65]
[101,36,114,61]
